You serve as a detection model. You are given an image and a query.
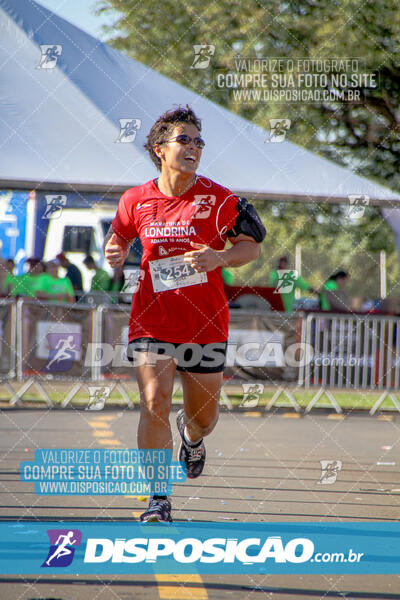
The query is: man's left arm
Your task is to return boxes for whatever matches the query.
[218,234,261,267]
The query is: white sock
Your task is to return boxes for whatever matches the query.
[184,426,202,447]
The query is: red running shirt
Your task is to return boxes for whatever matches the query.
[112,177,240,343]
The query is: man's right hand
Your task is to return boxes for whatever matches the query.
[105,233,129,268]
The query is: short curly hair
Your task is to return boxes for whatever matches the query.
[144,105,202,171]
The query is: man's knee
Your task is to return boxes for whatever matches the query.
[188,411,219,437]
[140,385,171,420]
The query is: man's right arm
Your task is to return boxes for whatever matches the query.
[106,191,139,266]
[103,225,115,252]
[104,225,134,268]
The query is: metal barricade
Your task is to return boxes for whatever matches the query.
[94,304,132,381]
[11,299,96,406]
[301,312,400,413]
[0,299,17,398]
[0,299,16,378]
[302,313,400,390]
[226,310,305,383]
[6,301,400,414]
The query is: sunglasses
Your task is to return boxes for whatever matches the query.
[163,134,205,149]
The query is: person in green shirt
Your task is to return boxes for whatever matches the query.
[269,256,317,313]
[83,255,111,291]
[9,258,44,298]
[221,267,235,286]
[35,260,74,303]
[320,270,349,311]
[109,267,125,303]
[109,267,125,292]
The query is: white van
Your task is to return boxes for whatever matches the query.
[43,208,142,292]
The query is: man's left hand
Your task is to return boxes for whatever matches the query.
[184,242,223,273]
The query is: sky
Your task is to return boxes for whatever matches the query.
[36,0,116,39]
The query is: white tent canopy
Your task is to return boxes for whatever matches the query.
[1,0,400,206]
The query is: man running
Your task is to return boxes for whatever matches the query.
[105,105,266,522]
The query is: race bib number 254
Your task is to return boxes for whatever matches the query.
[149,254,207,293]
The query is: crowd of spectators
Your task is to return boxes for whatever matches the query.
[267,256,394,314]
[268,256,353,313]
[1,257,74,303]
[0,254,125,304]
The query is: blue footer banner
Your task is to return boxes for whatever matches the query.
[0,521,399,574]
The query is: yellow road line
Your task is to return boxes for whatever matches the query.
[282,412,301,418]
[243,411,263,417]
[88,420,110,428]
[97,439,122,446]
[327,413,345,420]
[92,415,116,421]
[125,495,148,501]
[92,429,114,438]
[155,574,208,599]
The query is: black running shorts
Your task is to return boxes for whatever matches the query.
[127,337,227,373]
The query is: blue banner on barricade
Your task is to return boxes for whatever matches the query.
[0,521,399,574]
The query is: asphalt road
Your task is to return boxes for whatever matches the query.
[0,407,399,599]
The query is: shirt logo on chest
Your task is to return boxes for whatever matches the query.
[192,194,216,219]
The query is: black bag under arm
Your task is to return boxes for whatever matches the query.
[227,197,266,243]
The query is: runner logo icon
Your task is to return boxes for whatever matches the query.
[348,194,369,219]
[86,386,111,410]
[121,270,141,294]
[191,44,215,69]
[192,195,216,219]
[44,333,81,372]
[268,119,291,143]
[318,460,342,484]
[42,529,82,567]
[42,195,67,219]
[240,383,264,407]
[37,45,62,69]
[115,119,142,143]
[274,270,298,294]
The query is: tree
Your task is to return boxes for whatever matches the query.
[97,0,400,187]
[96,0,400,300]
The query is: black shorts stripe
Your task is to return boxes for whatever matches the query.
[127,337,227,373]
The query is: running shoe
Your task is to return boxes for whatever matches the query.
[176,409,206,479]
[139,497,172,523]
